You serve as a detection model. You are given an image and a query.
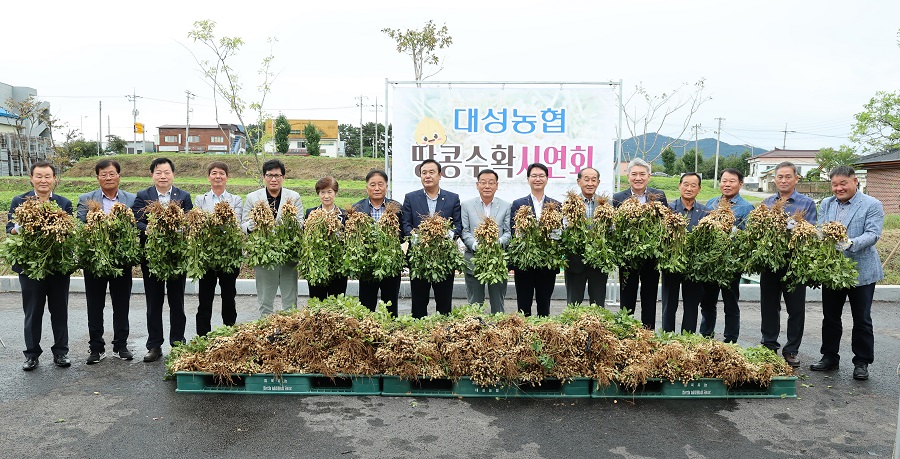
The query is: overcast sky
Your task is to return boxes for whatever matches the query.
[4,0,898,152]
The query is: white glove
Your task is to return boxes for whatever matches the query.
[786,219,797,231]
[550,229,562,240]
[247,220,256,231]
[447,229,455,239]
[410,232,420,246]
[13,223,22,234]
[472,241,479,251]
[837,239,852,251]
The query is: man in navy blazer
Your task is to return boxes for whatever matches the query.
[510,163,562,317]
[131,158,193,363]
[810,166,884,381]
[611,158,667,329]
[76,159,137,364]
[8,162,74,371]
[401,159,462,318]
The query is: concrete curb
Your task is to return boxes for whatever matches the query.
[1,276,898,303]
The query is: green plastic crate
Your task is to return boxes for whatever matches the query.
[381,376,457,397]
[591,376,797,399]
[175,372,381,395]
[381,376,591,398]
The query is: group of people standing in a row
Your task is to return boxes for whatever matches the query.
[9,156,883,381]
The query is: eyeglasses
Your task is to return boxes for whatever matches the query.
[98,173,119,179]
[528,174,547,179]
[265,173,284,179]
[477,180,498,185]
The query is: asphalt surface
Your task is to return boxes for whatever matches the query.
[0,290,897,459]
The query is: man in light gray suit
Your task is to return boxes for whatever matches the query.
[76,159,137,364]
[810,165,884,381]
[460,169,511,313]
[241,159,304,317]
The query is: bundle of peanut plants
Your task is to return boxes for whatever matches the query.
[684,204,743,287]
[76,202,142,278]
[298,207,344,286]
[244,201,303,268]
[611,196,667,273]
[471,217,508,285]
[657,210,688,274]
[184,202,244,279]
[407,213,465,283]
[144,201,187,280]
[738,200,790,274]
[1,198,77,279]
[342,204,405,282]
[508,202,566,270]
[784,219,858,291]
[582,197,617,273]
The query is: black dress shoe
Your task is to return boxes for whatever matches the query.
[53,354,72,368]
[783,353,801,368]
[810,357,839,371]
[22,357,38,371]
[853,364,869,380]
[143,348,163,362]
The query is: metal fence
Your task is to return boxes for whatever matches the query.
[0,133,52,176]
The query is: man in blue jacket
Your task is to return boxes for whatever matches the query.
[401,159,462,318]
[810,166,884,381]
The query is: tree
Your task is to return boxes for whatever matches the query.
[106,134,127,154]
[303,122,323,156]
[274,115,290,153]
[2,94,55,170]
[338,124,360,157]
[187,20,278,183]
[619,79,710,163]
[381,20,452,82]
[850,90,900,154]
[660,147,676,175]
[817,145,859,175]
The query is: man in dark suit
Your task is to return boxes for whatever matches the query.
[304,176,348,300]
[564,167,608,307]
[510,163,562,317]
[131,158,193,363]
[810,166,884,381]
[401,159,462,318]
[7,162,74,371]
[611,158,667,329]
[76,159,137,364]
[353,170,403,316]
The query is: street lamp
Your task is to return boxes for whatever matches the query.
[80,115,88,139]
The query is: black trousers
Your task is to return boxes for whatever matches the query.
[196,269,239,337]
[410,275,455,318]
[619,259,661,329]
[821,283,875,365]
[359,276,401,317]
[759,268,805,355]
[564,254,609,306]
[84,270,132,353]
[141,263,186,350]
[660,271,704,333]
[20,273,70,359]
[699,277,741,343]
[308,276,349,302]
[514,268,557,317]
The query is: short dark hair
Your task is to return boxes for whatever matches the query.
[30,161,57,177]
[150,157,175,174]
[527,163,548,177]
[720,168,744,182]
[366,169,388,182]
[207,161,229,175]
[680,172,702,185]
[477,169,499,181]
[577,167,599,179]
[829,165,856,179]
[775,161,799,176]
[95,159,121,175]
[420,158,441,173]
[262,159,286,176]
[315,176,339,193]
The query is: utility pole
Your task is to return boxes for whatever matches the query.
[98,101,102,155]
[693,124,701,173]
[713,117,724,187]
[373,97,384,158]
[185,91,195,153]
[125,90,142,155]
[355,95,368,157]
[781,123,795,150]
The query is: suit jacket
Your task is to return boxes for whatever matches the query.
[240,187,304,233]
[400,189,462,239]
[304,205,347,225]
[818,192,884,286]
[6,191,74,274]
[76,189,137,222]
[352,198,403,238]
[132,186,193,233]
[194,190,244,223]
[611,187,668,208]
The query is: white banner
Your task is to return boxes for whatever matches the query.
[390,86,618,203]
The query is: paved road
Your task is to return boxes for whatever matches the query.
[0,291,897,458]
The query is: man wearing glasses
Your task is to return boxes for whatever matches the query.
[241,159,304,318]
[460,169,511,313]
[76,160,136,364]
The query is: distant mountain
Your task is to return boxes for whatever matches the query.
[619,133,761,160]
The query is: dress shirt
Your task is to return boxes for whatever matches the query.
[669,198,709,230]
[156,188,172,206]
[368,199,386,221]
[101,190,124,213]
[762,190,817,224]
[425,190,439,216]
[531,194,545,219]
[267,191,281,217]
